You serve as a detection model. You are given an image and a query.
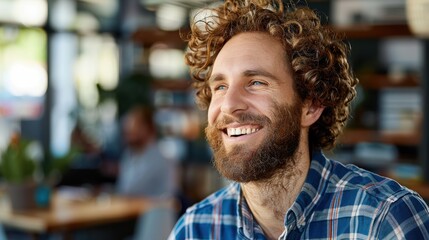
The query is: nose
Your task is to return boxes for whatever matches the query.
[220,85,248,114]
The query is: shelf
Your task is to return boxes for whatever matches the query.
[133,25,412,46]
[359,74,420,89]
[338,129,421,146]
[334,24,413,39]
[152,80,192,91]
[132,28,189,48]
[154,105,195,110]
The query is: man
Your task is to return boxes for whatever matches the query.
[169,0,429,239]
[116,106,177,198]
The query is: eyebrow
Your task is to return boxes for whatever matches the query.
[208,68,280,84]
[242,69,279,82]
[208,73,224,84]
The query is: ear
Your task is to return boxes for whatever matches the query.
[301,100,325,128]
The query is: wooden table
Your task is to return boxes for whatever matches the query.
[0,190,166,238]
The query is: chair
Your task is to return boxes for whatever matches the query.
[0,224,6,240]
[133,206,177,240]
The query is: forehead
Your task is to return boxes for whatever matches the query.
[211,32,290,77]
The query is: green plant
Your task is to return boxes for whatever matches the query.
[0,135,36,183]
[0,134,79,184]
[42,146,79,185]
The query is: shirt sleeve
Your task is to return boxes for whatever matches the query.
[168,213,187,240]
[376,193,429,239]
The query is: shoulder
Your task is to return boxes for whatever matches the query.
[316,159,429,238]
[168,182,240,239]
[329,160,429,233]
[376,192,429,238]
[186,181,240,215]
[327,160,412,202]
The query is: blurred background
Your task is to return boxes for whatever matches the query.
[0,0,428,239]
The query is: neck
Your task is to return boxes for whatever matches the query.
[241,149,310,240]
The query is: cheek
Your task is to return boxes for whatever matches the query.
[207,101,220,125]
[207,108,216,126]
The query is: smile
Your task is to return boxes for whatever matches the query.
[226,127,260,137]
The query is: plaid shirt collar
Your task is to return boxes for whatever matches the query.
[238,150,331,238]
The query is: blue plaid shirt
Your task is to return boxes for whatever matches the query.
[169,151,429,239]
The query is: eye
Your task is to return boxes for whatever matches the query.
[250,80,266,86]
[214,84,227,91]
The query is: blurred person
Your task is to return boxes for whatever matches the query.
[116,106,177,199]
[169,0,429,239]
[58,123,105,187]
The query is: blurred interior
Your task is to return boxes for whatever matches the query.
[0,0,428,239]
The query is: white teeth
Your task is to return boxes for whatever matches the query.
[227,128,259,137]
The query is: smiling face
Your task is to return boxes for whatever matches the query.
[206,32,303,182]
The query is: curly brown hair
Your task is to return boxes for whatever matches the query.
[185,0,358,150]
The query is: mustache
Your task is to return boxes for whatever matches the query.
[214,113,271,129]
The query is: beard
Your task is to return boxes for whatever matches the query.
[205,101,302,183]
